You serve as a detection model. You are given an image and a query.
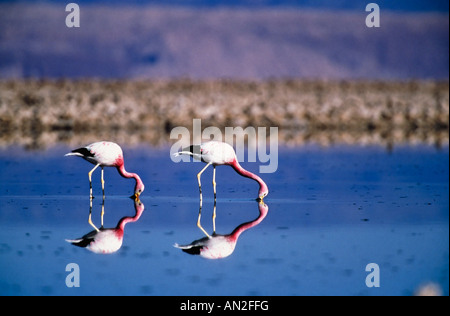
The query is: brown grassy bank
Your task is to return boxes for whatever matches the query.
[0,79,448,150]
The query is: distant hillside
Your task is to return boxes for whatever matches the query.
[0,3,448,79]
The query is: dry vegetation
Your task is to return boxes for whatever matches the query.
[0,79,448,150]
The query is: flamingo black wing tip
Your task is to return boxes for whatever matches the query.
[71,147,95,157]
[183,145,201,155]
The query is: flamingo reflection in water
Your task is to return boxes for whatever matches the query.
[66,197,145,254]
[174,201,269,259]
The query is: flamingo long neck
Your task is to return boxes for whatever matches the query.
[230,159,268,193]
[116,202,145,231]
[117,163,142,186]
[228,204,269,242]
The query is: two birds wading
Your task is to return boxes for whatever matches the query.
[65,140,268,201]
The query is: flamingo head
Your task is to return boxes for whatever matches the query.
[134,175,145,197]
[257,185,269,202]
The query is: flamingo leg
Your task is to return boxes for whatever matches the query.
[100,195,105,228]
[197,203,211,239]
[197,162,212,204]
[212,200,217,234]
[101,167,105,198]
[212,166,217,202]
[88,163,101,198]
[88,197,100,232]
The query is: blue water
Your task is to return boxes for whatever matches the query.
[0,145,448,295]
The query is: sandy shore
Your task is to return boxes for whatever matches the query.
[0,79,448,149]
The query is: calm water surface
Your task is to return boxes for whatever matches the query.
[0,145,448,296]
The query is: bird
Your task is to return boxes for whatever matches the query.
[65,141,145,198]
[173,141,269,201]
[174,201,269,259]
[66,197,145,254]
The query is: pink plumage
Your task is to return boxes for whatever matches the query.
[65,141,145,197]
[174,141,269,201]
[175,201,269,259]
[66,198,145,254]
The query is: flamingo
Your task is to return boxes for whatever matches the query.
[66,197,145,254]
[174,201,269,259]
[65,141,145,198]
[174,141,269,201]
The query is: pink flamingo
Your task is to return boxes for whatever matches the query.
[65,141,145,198]
[174,141,269,201]
[174,201,269,259]
[66,197,145,254]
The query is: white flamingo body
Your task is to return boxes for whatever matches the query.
[175,201,269,259]
[192,141,236,165]
[89,230,123,254]
[174,141,269,200]
[176,236,236,259]
[65,141,145,197]
[66,198,145,254]
[80,142,124,166]
[67,229,124,254]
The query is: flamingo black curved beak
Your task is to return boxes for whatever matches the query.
[130,193,140,200]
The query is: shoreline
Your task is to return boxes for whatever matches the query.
[0,79,448,150]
